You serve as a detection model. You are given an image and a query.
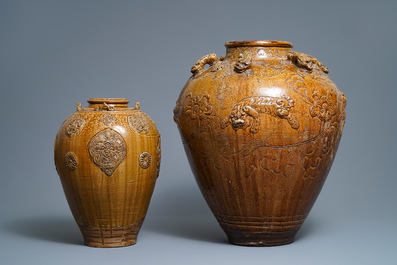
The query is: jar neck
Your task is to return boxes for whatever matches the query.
[224,40,292,61]
[87,98,129,110]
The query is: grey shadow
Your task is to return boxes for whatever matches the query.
[294,217,320,242]
[5,216,83,245]
[144,213,228,244]
[143,185,228,244]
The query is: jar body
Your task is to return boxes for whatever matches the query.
[54,98,161,247]
[174,41,346,246]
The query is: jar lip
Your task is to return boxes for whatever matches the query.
[225,40,293,48]
[87,98,129,104]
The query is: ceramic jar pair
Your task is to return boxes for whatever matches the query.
[54,40,346,247]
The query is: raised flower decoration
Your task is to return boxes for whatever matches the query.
[64,151,78,171]
[99,113,116,126]
[65,118,85,136]
[310,95,336,122]
[184,92,213,120]
[139,152,152,169]
[128,113,151,134]
[88,129,127,176]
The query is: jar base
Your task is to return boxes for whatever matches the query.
[225,230,297,247]
[79,222,142,248]
[84,239,137,248]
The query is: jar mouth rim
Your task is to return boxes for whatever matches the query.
[87,98,129,104]
[225,40,293,48]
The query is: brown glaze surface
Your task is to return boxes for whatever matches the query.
[174,40,346,246]
[55,98,161,247]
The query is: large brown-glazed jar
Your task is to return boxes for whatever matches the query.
[173,40,346,246]
[54,98,161,247]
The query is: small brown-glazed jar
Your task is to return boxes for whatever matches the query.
[174,40,346,246]
[54,98,161,247]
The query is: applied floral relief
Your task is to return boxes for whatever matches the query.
[88,129,127,176]
[184,92,213,120]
